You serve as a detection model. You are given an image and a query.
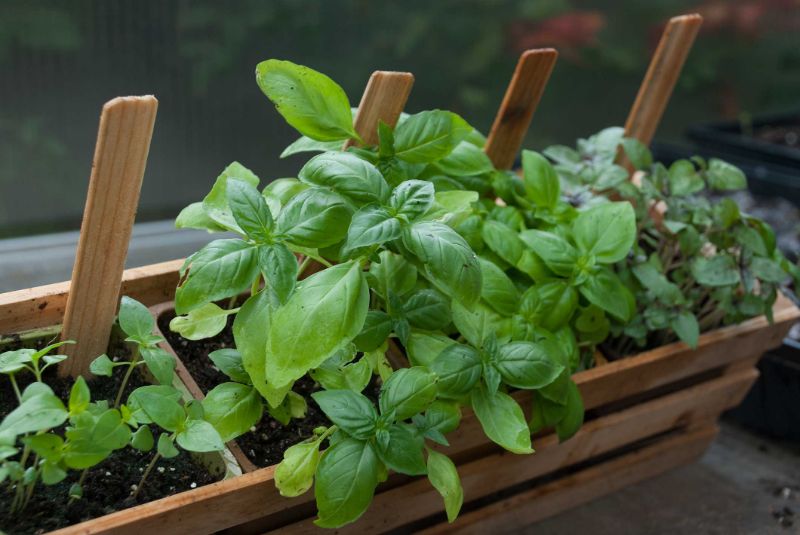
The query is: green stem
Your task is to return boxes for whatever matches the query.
[114,347,140,408]
[68,468,90,505]
[131,451,161,500]
[297,256,312,277]
[9,374,21,402]
[250,274,262,296]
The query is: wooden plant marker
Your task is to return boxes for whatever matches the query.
[344,70,415,148]
[622,13,703,154]
[59,96,158,377]
[484,48,558,170]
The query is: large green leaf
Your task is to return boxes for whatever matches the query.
[276,188,352,248]
[471,385,533,454]
[375,423,426,476]
[202,162,261,232]
[298,152,389,204]
[522,150,559,208]
[0,390,67,436]
[426,449,463,523]
[478,258,519,316]
[176,420,225,452]
[519,230,578,277]
[579,267,635,321]
[402,221,481,306]
[379,367,437,420]
[266,262,369,387]
[572,202,636,264]
[393,110,471,163]
[203,383,263,442]
[433,141,493,177]
[343,205,401,254]
[430,343,482,398]
[256,59,357,141]
[493,342,564,389]
[275,435,324,497]
[691,255,741,287]
[312,390,377,440]
[315,438,380,528]
[175,239,259,314]
[118,296,155,343]
[226,179,274,242]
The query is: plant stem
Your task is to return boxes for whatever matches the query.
[8,375,21,402]
[250,273,261,296]
[297,256,312,277]
[114,346,140,408]
[131,451,161,500]
[68,468,90,505]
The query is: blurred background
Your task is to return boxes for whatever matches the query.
[1,0,799,278]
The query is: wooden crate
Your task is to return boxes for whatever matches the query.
[0,262,794,534]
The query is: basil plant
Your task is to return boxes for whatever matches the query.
[169,59,636,528]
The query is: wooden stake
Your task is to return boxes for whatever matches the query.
[623,14,703,147]
[484,48,558,170]
[345,71,415,148]
[59,96,158,377]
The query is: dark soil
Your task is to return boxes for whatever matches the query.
[0,339,220,534]
[157,307,382,468]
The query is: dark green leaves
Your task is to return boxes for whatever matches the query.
[494,342,564,390]
[256,59,358,141]
[579,267,635,321]
[691,255,741,287]
[393,111,471,163]
[707,158,747,190]
[402,221,481,306]
[430,344,481,398]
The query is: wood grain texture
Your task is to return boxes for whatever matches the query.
[623,14,702,146]
[484,49,558,169]
[277,370,751,534]
[59,96,158,377]
[420,425,718,535]
[0,259,182,335]
[344,70,414,147]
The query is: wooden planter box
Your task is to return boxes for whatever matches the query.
[0,260,796,534]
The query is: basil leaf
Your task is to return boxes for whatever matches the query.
[390,180,435,220]
[275,435,324,497]
[266,262,369,387]
[298,152,389,204]
[403,221,481,306]
[430,343,482,398]
[482,220,524,266]
[519,281,578,332]
[256,59,357,141]
[157,434,180,459]
[258,242,298,304]
[433,141,493,177]
[750,257,787,283]
[555,380,584,442]
[281,136,343,158]
[176,419,225,452]
[404,289,451,330]
[169,302,233,341]
[202,162,261,232]
[175,239,259,314]
[312,390,377,440]
[315,438,380,528]
[393,110,471,163]
[478,258,519,316]
[451,300,505,348]
[130,425,154,451]
[232,291,278,403]
[691,255,741,287]
[343,205,401,254]
[0,390,68,436]
[140,347,176,386]
[353,311,392,352]
[670,311,699,349]
[573,202,636,264]
[68,377,90,415]
[493,341,564,389]
[118,296,155,343]
[367,250,417,299]
[89,354,114,377]
[277,188,352,248]
[579,267,635,321]
[226,179,274,241]
[621,138,653,170]
[519,230,578,277]
[471,385,533,454]
[375,423,426,476]
[426,449,463,523]
[175,202,227,232]
[414,400,461,444]
[202,383,263,442]
[406,330,456,367]
[707,158,747,190]
[522,150,559,209]
[206,350,248,386]
[127,386,184,433]
[379,367,438,421]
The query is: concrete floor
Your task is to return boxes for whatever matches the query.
[525,419,800,534]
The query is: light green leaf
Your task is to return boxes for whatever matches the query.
[433,141,493,177]
[482,220,524,266]
[707,158,747,190]
[256,59,357,141]
[312,390,377,440]
[203,383,263,442]
[404,289,451,330]
[175,202,228,232]
[393,110,472,163]
[494,341,564,389]
[202,162,261,232]
[127,385,184,433]
[406,331,456,367]
[169,303,233,341]
[478,258,519,316]
[276,188,352,248]
[522,150,560,208]
[430,343,481,398]
[343,205,401,253]
[573,202,636,263]
[208,348,250,384]
[226,179,274,241]
[298,152,389,204]
[0,390,67,436]
[89,354,114,377]
[579,267,635,321]
[131,425,154,451]
[426,449,463,523]
[471,385,533,454]
[451,300,505,348]
[0,349,34,374]
[379,367,438,420]
[69,376,91,415]
[367,250,417,299]
[281,136,343,158]
[519,230,577,276]
[157,433,180,459]
[140,346,176,386]
[258,242,298,304]
[275,435,324,497]
[389,180,435,220]
[176,419,225,452]
[671,311,699,348]
[375,423,426,476]
[118,296,155,343]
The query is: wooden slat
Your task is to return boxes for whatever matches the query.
[59,96,158,376]
[344,71,414,148]
[421,425,718,535]
[275,369,755,534]
[0,259,182,335]
[623,14,702,147]
[484,49,558,169]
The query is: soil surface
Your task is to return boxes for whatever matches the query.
[158,308,382,468]
[0,340,219,534]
